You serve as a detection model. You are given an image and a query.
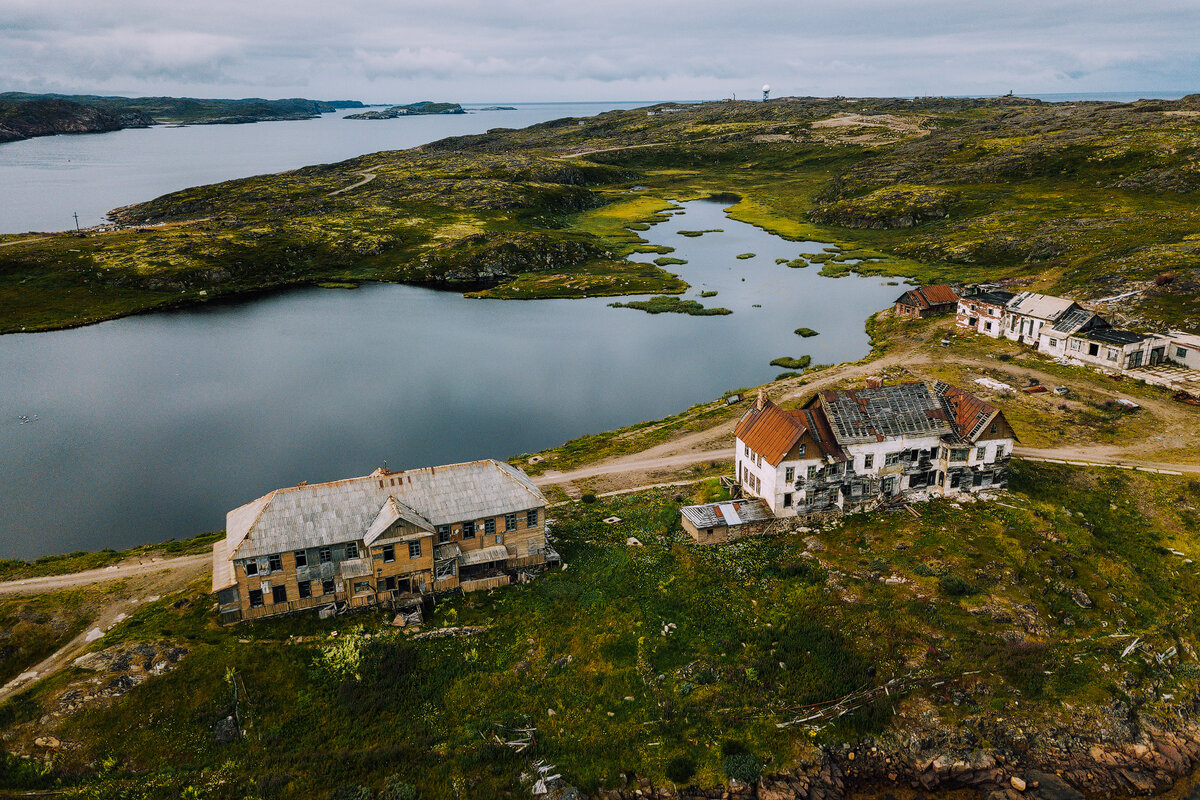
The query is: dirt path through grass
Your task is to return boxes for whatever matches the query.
[0,553,209,596]
[328,171,377,197]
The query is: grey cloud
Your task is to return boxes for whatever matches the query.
[0,0,1196,101]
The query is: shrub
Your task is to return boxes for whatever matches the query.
[913,563,937,577]
[580,493,597,504]
[329,785,374,800]
[723,753,762,784]
[939,574,974,596]
[666,756,697,784]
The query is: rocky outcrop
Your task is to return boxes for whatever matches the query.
[0,99,151,143]
[416,231,610,288]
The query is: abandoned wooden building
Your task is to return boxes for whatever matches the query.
[211,459,553,623]
[893,284,959,318]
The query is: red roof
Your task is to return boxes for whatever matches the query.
[896,284,959,309]
[734,399,808,467]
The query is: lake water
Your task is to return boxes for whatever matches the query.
[0,102,647,235]
[0,198,901,559]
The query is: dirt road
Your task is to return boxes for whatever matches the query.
[328,172,377,197]
[0,552,209,596]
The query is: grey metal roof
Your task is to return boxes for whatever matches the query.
[1006,291,1079,322]
[459,545,510,567]
[1083,328,1148,345]
[681,499,774,529]
[226,459,545,560]
[364,496,433,546]
[1052,308,1100,334]
[964,288,1015,306]
[818,382,952,443]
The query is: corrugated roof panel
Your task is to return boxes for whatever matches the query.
[734,400,807,466]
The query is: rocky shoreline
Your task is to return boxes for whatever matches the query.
[552,706,1200,800]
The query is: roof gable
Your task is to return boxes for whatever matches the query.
[734,399,808,466]
[896,284,958,309]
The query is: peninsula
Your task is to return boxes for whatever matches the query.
[0,92,365,143]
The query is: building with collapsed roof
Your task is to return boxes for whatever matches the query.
[725,383,1014,525]
[894,284,959,319]
[956,287,1015,338]
[212,459,552,622]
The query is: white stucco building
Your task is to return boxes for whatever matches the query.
[733,382,1016,518]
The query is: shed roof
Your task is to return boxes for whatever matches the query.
[734,398,808,467]
[225,459,544,561]
[680,499,774,529]
[1051,308,1104,335]
[1006,291,1079,322]
[459,545,511,567]
[896,284,958,309]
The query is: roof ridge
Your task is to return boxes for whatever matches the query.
[229,489,277,558]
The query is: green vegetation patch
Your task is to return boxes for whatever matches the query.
[677,229,723,237]
[608,296,732,316]
[794,327,819,337]
[735,252,756,259]
[769,355,811,370]
[653,256,688,266]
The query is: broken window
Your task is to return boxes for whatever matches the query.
[783,493,793,508]
[884,452,902,466]
[950,448,969,462]
[1127,351,1143,369]
[505,513,517,531]
[384,576,396,592]
[271,585,287,604]
[409,541,422,559]
[785,466,794,482]
[996,444,1006,458]
[344,543,358,559]
[744,444,750,457]
[298,580,312,599]
[485,518,496,536]
[976,446,986,460]
[798,444,806,457]
[318,546,332,564]
[437,525,451,544]
[463,521,476,539]
[1179,347,1189,360]
[382,544,395,563]
[353,580,371,595]
[435,560,456,581]
[249,589,264,608]
[526,509,538,527]
[929,447,939,460]
[244,560,258,577]
[807,465,817,480]
[863,454,874,470]
[322,578,335,595]
[294,550,307,568]
[268,553,282,573]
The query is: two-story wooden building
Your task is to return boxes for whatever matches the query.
[212,459,552,623]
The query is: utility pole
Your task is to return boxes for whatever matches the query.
[73,212,80,231]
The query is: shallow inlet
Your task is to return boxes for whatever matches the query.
[0,199,902,559]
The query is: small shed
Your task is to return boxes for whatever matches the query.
[894,284,959,318]
[680,499,775,544]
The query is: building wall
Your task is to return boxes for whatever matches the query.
[1042,332,1174,372]
[1169,334,1200,370]
[956,300,1005,338]
[226,504,547,622]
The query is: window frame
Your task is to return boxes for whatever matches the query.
[976,446,987,460]
[344,542,358,559]
[271,584,287,604]
[436,525,451,544]
[863,454,874,470]
[408,540,422,559]
[293,549,307,568]
[248,589,264,608]
[784,466,794,483]
[268,553,283,573]
[462,521,476,539]
[505,513,517,532]
[485,518,496,536]
[322,578,335,595]
[297,580,312,599]
[318,546,332,564]
[382,544,395,563]
[244,559,258,577]
[526,509,538,527]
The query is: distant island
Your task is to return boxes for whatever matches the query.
[345,101,466,119]
[0,93,365,143]
[478,105,517,111]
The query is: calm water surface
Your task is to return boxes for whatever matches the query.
[0,199,902,559]
[0,102,647,234]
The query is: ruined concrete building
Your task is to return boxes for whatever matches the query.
[212,460,553,623]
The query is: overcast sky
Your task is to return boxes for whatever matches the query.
[2,0,1197,102]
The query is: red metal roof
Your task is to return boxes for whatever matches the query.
[734,399,808,467]
[896,284,959,309]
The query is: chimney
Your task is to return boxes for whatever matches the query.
[756,387,768,410]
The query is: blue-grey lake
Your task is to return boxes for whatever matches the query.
[0,199,902,559]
